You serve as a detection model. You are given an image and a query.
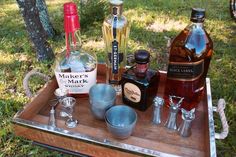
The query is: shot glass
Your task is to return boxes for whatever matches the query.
[60,97,76,117]
[89,84,116,120]
[61,97,78,128]
[54,88,68,102]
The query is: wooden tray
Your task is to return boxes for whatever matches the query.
[12,64,216,157]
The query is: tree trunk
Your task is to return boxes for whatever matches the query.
[230,0,236,21]
[36,0,55,38]
[16,0,54,62]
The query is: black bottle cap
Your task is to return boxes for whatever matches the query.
[134,50,150,64]
[190,8,205,23]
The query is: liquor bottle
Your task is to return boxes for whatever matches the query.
[102,0,130,93]
[54,2,97,96]
[164,8,213,111]
[121,50,159,111]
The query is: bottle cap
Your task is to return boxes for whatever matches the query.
[134,50,150,64]
[110,0,123,15]
[190,8,205,23]
[64,2,80,32]
[110,0,123,6]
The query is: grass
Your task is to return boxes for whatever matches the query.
[0,0,235,156]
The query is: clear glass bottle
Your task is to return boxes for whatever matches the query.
[102,0,130,93]
[164,8,213,111]
[54,2,97,96]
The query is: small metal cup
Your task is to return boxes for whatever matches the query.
[178,108,195,137]
[152,96,164,125]
[89,84,116,120]
[54,88,68,102]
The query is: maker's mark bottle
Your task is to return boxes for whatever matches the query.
[102,0,130,93]
[54,2,97,96]
[164,8,213,111]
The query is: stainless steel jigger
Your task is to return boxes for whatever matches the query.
[49,108,56,127]
[152,96,164,125]
[48,101,59,129]
[178,108,195,137]
[165,96,184,130]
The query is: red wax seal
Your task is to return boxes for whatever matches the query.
[136,64,148,73]
[64,2,80,33]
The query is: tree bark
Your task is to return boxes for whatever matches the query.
[36,0,55,38]
[16,0,54,62]
[230,0,236,21]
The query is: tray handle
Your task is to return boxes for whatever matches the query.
[213,99,229,139]
[23,70,50,98]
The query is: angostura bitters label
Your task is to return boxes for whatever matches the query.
[167,59,204,81]
[55,67,97,94]
[124,83,141,103]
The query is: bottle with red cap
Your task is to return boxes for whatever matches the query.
[54,2,97,95]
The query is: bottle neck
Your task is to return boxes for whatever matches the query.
[135,63,149,78]
[65,30,81,58]
[191,22,203,27]
[188,21,204,31]
[110,4,123,16]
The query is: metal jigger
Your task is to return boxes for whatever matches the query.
[152,96,164,125]
[178,108,195,137]
[48,100,59,129]
[49,108,56,127]
[165,96,184,131]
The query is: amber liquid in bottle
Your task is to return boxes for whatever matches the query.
[121,50,159,111]
[102,1,130,93]
[164,22,213,111]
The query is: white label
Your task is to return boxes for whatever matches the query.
[124,83,141,103]
[55,67,97,94]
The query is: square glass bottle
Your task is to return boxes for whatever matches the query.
[121,50,159,111]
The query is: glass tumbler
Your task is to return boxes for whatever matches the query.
[61,97,78,128]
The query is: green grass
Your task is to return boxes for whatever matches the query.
[0,0,236,156]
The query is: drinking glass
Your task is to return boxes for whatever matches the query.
[61,97,78,128]
[54,88,68,102]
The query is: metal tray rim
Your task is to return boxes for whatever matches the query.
[206,78,216,157]
[12,115,180,157]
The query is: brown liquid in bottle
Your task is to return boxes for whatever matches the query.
[164,24,213,111]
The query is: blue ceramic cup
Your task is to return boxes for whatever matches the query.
[105,105,137,139]
[89,84,116,120]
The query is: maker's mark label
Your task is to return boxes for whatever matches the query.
[55,68,97,94]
